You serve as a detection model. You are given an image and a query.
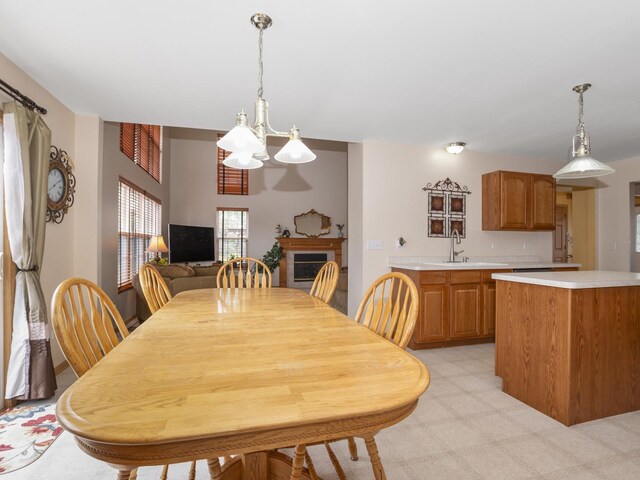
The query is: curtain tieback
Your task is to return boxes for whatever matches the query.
[17,266,39,272]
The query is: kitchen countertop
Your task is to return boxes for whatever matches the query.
[389,261,581,271]
[492,270,640,289]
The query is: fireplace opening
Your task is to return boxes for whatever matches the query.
[293,253,328,282]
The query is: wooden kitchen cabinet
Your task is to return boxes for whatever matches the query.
[482,170,556,231]
[482,283,497,336]
[404,269,496,349]
[450,284,482,338]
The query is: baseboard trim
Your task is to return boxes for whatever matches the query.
[125,314,138,328]
[54,360,69,375]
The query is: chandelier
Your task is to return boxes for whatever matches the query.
[217,13,316,170]
[553,83,615,179]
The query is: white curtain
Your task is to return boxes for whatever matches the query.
[3,101,56,400]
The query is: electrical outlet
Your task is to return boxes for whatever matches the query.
[366,240,383,250]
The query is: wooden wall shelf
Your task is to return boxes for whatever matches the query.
[276,237,345,287]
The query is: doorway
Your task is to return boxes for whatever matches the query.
[555,185,597,269]
[630,182,640,273]
[553,205,569,262]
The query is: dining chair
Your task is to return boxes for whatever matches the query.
[217,257,272,288]
[139,263,172,313]
[294,272,419,480]
[309,261,340,304]
[51,277,222,480]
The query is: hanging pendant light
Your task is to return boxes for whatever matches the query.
[216,13,316,169]
[554,83,615,179]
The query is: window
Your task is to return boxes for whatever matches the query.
[217,208,248,262]
[217,134,248,195]
[120,123,163,182]
[118,178,162,290]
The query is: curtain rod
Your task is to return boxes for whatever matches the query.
[0,78,47,115]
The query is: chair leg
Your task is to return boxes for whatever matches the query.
[223,455,233,464]
[189,460,197,480]
[304,451,319,480]
[347,436,359,461]
[207,458,222,480]
[363,434,387,480]
[290,444,307,480]
[324,441,346,480]
[117,470,132,480]
[129,468,138,480]
[160,464,169,480]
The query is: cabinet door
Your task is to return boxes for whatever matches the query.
[450,284,482,338]
[413,285,448,343]
[499,172,529,229]
[530,174,556,230]
[483,283,496,336]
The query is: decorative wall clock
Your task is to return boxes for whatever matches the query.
[46,146,76,223]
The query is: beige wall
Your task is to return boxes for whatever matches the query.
[168,128,348,286]
[100,122,172,318]
[1,52,81,367]
[347,143,364,316]
[350,140,565,309]
[596,156,640,271]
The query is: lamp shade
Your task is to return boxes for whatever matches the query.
[553,156,615,179]
[274,139,316,164]
[216,124,264,154]
[147,235,169,253]
[223,152,264,170]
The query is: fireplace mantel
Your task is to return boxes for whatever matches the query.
[276,237,345,287]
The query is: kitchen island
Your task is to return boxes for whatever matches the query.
[493,270,640,426]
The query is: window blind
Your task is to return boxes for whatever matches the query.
[117,178,162,290]
[120,123,163,182]
[217,134,249,195]
[217,208,249,262]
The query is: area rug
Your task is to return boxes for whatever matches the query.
[0,403,62,474]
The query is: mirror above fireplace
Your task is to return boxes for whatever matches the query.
[294,209,332,238]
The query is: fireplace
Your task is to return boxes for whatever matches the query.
[293,253,328,283]
[276,237,345,289]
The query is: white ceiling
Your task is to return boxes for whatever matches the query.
[1,0,640,163]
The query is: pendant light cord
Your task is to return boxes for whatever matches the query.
[257,27,264,99]
[577,90,584,132]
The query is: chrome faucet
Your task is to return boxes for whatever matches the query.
[449,228,464,262]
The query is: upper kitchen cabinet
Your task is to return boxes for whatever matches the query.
[482,171,556,231]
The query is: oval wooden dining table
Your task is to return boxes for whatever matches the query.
[56,288,430,480]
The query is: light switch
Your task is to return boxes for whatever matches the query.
[366,240,383,250]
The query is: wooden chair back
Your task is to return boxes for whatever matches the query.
[51,278,130,377]
[309,261,340,304]
[217,257,272,289]
[354,272,419,349]
[139,264,172,314]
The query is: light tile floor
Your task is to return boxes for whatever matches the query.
[8,343,640,479]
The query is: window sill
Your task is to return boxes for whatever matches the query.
[118,283,133,293]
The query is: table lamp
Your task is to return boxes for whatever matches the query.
[147,235,169,262]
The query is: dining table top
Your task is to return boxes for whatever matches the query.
[56,288,430,465]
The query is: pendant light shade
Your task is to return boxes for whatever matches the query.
[553,156,615,179]
[216,112,264,154]
[274,127,316,164]
[554,83,615,180]
[223,152,264,170]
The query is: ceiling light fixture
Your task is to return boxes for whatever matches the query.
[553,83,615,179]
[216,13,316,169]
[446,142,466,154]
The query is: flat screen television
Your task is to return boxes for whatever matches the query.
[168,224,215,264]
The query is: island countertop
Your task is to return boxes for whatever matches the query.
[492,270,640,289]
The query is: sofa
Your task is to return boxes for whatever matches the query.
[132,264,221,322]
